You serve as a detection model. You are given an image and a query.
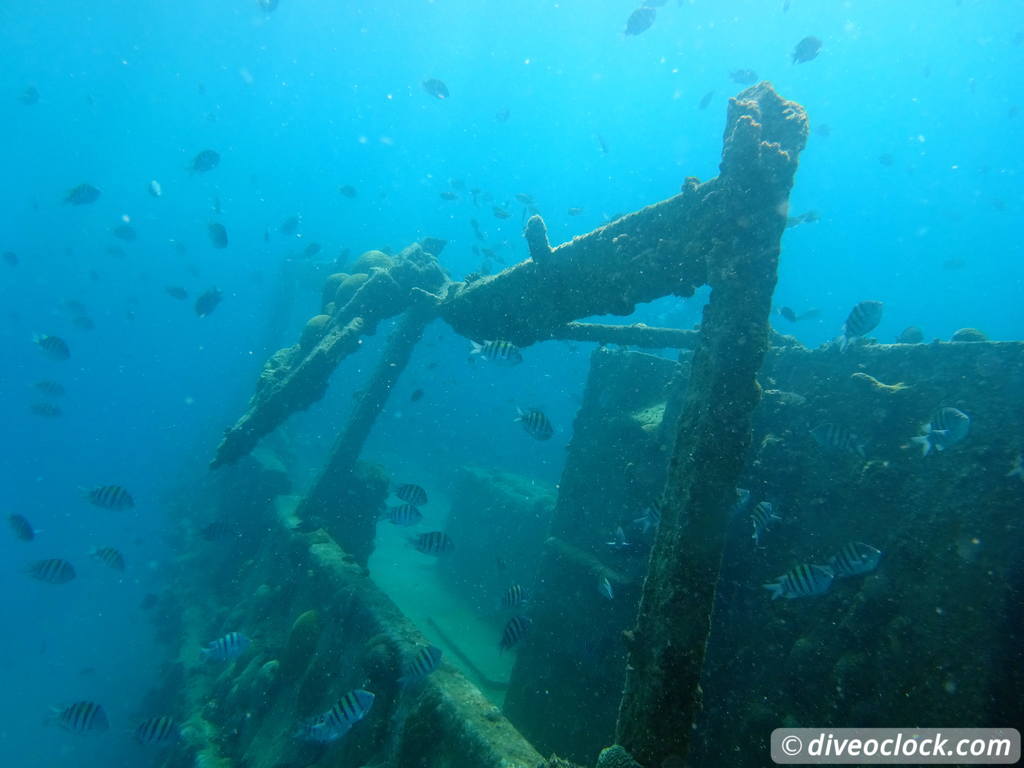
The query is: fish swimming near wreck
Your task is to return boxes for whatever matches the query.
[791,35,823,64]
[911,406,970,455]
[839,300,884,350]
[624,6,656,36]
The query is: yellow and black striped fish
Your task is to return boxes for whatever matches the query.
[398,645,442,685]
[26,558,76,584]
[91,546,125,571]
[411,531,454,555]
[469,339,522,365]
[85,485,135,510]
[8,513,36,542]
[499,615,532,652]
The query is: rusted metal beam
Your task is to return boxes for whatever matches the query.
[614,82,808,766]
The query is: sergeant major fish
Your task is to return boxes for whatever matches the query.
[911,406,970,455]
[516,407,554,440]
[195,287,223,317]
[750,501,781,545]
[500,583,529,609]
[90,546,125,571]
[201,631,250,661]
[395,483,428,506]
[810,423,865,457]
[135,715,179,745]
[499,615,532,652]
[64,183,101,205]
[827,541,882,578]
[839,300,883,350]
[385,504,423,526]
[764,564,834,599]
[85,484,135,510]
[26,558,76,584]
[624,6,656,36]
[34,334,70,361]
[9,513,37,541]
[411,531,454,555]
[470,339,522,364]
[50,700,109,732]
[398,645,442,685]
[295,689,375,742]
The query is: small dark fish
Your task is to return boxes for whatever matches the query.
[828,541,882,578]
[386,504,423,527]
[439,191,458,201]
[810,423,865,457]
[840,300,884,349]
[165,286,188,300]
[27,558,76,584]
[85,484,135,510]
[338,184,358,198]
[200,520,237,541]
[64,184,101,205]
[72,315,95,331]
[91,546,125,571]
[567,207,584,216]
[785,210,820,228]
[303,242,321,258]
[896,326,924,344]
[53,701,108,732]
[816,123,832,138]
[410,388,424,402]
[698,90,714,110]
[513,193,534,205]
[20,86,40,105]
[912,407,970,456]
[470,339,522,364]
[9,513,36,541]
[422,78,449,99]
[624,6,656,36]
[495,107,510,122]
[516,407,554,441]
[412,531,454,555]
[764,564,833,599]
[279,215,300,235]
[3,251,17,266]
[396,483,428,506]
[500,583,528,609]
[878,153,894,167]
[779,306,798,322]
[201,631,250,661]
[191,149,220,173]
[195,287,223,317]
[112,223,137,241]
[729,68,758,85]
[135,715,179,745]
[499,615,531,652]
[399,646,442,684]
[31,402,62,418]
[492,206,511,219]
[34,334,70,361]
[207,221,228,248]
[791,36,823,64]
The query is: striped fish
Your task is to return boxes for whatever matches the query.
[386,504,423,526]
[500,583,528,609]
[469,339,522,365]
[134,715,179,745]
[412,531,454,555]
[398,645,443,684]
[828,541,882,578]
[911,406,970,456]
[91,546,125,571]
[763,564,834,600]
[85,485,135,510]
[53,700,108,733]
[810,423,865,457]
[27,558,76,584]
[515,407,554,441]
[34,334,71,361]
[839,300,883,350]
[750,501,781,545]
[395,483,428,506]
[296,689,375,743]
[9,513,36,541]
[201,631,250,661]
[499,615,532,652]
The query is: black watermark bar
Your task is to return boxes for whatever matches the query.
[771,728,1020,764]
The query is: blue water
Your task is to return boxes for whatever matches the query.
[1,0,1021,764]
